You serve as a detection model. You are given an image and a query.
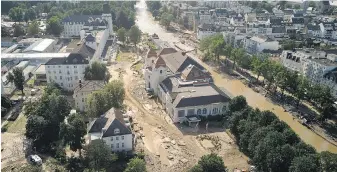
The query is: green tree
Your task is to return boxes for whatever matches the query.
[9,7,24,22]
[229,95,247,112]
[87,80,125,117]
[84,140,118,171]
[13,24,25,37]
[124,157,147,172]
[25,8,37,21]
[289,154,321,172]
[27,20,40,36]
[6,67,25,94]
[194,153,227,172]
[319,151,337,172]
[160,12,173,29]
[46,16,63,36]
[294,75,309,107]
[117,27,127,45]
[128,25,141,46]
[60,113,86,156]
[231,48,245,70]
[189,165,203,172]
[309,1,316,8]
[84,61,111,83]
[251,54,268,83]
[209,34,225,62]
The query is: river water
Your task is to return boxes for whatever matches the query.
[135,0,337,153]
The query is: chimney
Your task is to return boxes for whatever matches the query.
[79,79,82,88]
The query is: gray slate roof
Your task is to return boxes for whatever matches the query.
[88,108,132,137]
[45,53,89,65]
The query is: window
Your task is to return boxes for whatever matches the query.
[111,144,114,149]
[82,98,84,102]
[60,76,62,79]
[212,108,218,114]
[74,70,78,74]
[60,83,63,86]
[54,76,57,79]
[116,143,119,148]
[122,143,124,148]
[160,70,163,74]
[58,66,61,68]
[121,136,124,140]
[114,128,120,134]
[203,108,207,114]
[116,136,119,141]
[74,66,77,68]
[111,137,113,141]
[197,109,201,115]
[67,71,70,75]
[178,110,185,117]
[59,70,62,74]
[48,66,50,68]
[187,109,194,115]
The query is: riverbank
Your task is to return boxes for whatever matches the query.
[134,0,337,153]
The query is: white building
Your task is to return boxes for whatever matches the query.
[22,39,57,53]
[45,53,89,91]
[88,108,133,152]
[281,50,337,98]
[61,4,113,38]
[144,47,231,123]
[319,22,337,39]
[245,20,273,35]
[197,23,217,40]
[307,24,321,38]
[73,80,105,111]
[244,36,279,54]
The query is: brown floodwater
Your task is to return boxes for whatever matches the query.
[135,0,337,153]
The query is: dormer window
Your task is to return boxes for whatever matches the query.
[114,128,120,134]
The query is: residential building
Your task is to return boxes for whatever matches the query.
[144,47,231,123]
[88,108,133,152]
[62,4,113,37]
[197,23,217,40]
[319,22,337,39]
[45,53,89,91]
[223,32,245,48]
[243,36,279,54]
[281,50,337,98]
[73,80,105,111]
[245,20,273,35]
[307,24,321,38]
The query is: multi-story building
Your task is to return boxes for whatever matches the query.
[45,53,89,91]
[88,108,133,152]
[281,50,337,98]
[197,23,217,40]
[307,24,321,38]
[319,22,337,39]
[73,80,105,111]
[61,4,113,38]
[223,32,245,48]
[243,36,279,54]
[144,47,231,123]
[245,20,273,35]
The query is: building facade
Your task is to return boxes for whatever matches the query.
[45,53,89,91]
[88,108,133,152]
[73,80,105,111]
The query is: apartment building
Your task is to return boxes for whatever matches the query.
[45,53,89,91]
[73,80,105,111]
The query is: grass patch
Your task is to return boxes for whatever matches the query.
[116,52,135,62]
[116,54,123,62]
[7,114,27,133]
[134,63,143,72]
[26,78,35,87]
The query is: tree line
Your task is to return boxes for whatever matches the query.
[117,25,142,47]
[199,34,336,121]
[228,96,337,172]
[3,1,137,36]
[147,2,181,29]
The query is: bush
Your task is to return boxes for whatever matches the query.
[54,147,67,164]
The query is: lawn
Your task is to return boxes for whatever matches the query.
[116,52,135,62]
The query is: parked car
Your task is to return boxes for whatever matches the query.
[28,155,42,165]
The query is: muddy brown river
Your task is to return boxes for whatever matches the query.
[135,0,337,153]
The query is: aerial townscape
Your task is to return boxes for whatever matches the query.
[1,0,337,172]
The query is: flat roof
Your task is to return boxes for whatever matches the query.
[2,53,70,59]
[23,39,55,52]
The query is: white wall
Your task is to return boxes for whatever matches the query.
[46,64,88,91]
[102,134,133,152]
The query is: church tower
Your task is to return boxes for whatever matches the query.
[102,3,114,36]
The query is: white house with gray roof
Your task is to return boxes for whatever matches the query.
[88,108,133,152]
[144,47,231,123]
[45,53,89,91]
[243,36,279,54]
